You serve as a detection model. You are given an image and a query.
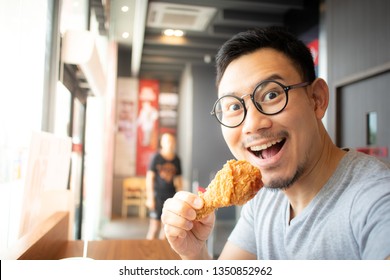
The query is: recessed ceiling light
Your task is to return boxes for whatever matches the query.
[122,32,130,39]
[121,6,129,12]
[163,29,185,37]
[173,30,184,37]
[163,29,174,36]
[204,54,211,64]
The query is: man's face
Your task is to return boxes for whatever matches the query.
[218,48,319,189]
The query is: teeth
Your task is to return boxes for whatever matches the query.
[250,139,283,151]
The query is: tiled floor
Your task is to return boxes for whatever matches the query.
[99,216,236,258]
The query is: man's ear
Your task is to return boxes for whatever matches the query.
[310,78,329,120]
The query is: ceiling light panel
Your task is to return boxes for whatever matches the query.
[147,2,217,31]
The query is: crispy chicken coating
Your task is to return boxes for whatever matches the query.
[195,160,263,220]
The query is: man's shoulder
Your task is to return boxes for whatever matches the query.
[342,149,390,175]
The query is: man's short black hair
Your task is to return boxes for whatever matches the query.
[215,26,316,86]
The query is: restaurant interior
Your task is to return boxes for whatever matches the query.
[1,0,389,260]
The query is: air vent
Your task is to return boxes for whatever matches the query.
[147,2,216,31]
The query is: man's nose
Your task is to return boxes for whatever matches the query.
[241,99,272,134]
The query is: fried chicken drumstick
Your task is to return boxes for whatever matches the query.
[195,160,263,220]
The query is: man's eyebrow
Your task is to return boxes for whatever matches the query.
[260,73,284,82]
[219,90,238,97]
[219,73,285,97]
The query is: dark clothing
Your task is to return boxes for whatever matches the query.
[148,153,182,219]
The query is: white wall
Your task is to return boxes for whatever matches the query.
[177,64,194,191]
[0,0,49,252]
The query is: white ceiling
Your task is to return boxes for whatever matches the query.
[109,0,136,46]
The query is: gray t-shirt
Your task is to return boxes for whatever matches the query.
[228,149,390,259]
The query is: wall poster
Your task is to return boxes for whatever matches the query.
[136,80,160,176]
[114,78,138,176]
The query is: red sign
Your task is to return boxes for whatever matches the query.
[356,147,388,158]
[307,39,319,66]
[136,80,160,175]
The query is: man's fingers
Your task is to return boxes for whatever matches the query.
[161,190,205,242]
[174,191,204,209]
[161,205,193,230]
[164,223,188,239]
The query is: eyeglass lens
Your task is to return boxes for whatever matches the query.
[214,81,287,127]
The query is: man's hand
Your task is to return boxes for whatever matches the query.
[161,191,215,259]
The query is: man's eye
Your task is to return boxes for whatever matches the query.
[228,102,242,111]
[263,91,280,101]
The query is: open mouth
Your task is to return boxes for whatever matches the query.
[248,138,286,159]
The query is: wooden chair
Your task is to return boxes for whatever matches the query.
[121,177,146,218]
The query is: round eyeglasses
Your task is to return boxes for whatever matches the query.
[211,80,310,128]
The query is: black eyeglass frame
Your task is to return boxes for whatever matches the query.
[211,80,310,128]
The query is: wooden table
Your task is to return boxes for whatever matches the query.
[55,239,180,260]
[5,212,179,260]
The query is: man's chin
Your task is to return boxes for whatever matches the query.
[264,166,304,191]
[264,183,292,192]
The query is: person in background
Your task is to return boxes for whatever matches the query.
[161,26,390,259]
[146,133,183,239]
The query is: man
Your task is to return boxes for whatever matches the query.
[146,133,182,239]
[161,27,390,259]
